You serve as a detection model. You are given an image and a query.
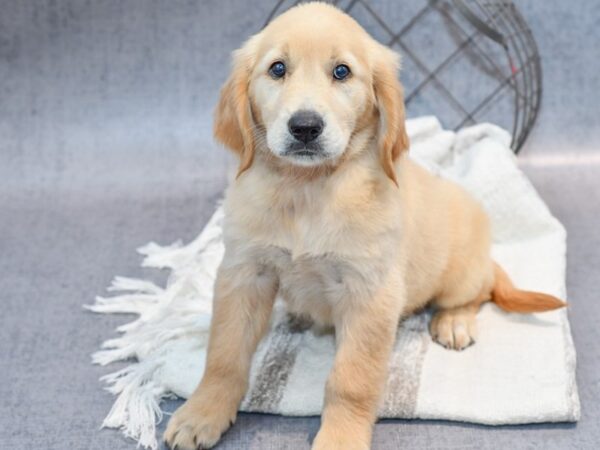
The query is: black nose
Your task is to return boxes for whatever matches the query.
[288,110,324,144]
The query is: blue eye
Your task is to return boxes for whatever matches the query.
[269,61,286,79]
[333,64,351,80]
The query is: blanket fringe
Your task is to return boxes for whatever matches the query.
[86,211,224,449]
[100,360,169,450]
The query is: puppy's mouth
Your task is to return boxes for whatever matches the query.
[283,142,328,159]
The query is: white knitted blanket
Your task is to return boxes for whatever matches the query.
[88,117,580,449]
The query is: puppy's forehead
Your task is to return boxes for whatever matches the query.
[258,4,371,64]
[259,41,361,68]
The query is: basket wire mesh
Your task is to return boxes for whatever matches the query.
[265,0,542,153]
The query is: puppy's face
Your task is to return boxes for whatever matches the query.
[250,20,372,167]
[215,3,409,182]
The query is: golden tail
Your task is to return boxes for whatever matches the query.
[491,262,567,313]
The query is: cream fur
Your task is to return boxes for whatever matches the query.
[164,4,562,450]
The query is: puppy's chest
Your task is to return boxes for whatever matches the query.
[263,246,359,307]
[227,170,394,258]
[245,197,354,258]
[237,202,375,303]
[225,182,398,304]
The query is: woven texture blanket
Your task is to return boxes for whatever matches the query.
[88,116,580,449]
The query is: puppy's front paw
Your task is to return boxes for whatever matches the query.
[311,425,370,450]
[163,398,236,450]
[429,308,477,351]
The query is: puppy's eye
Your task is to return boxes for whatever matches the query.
[269,61,286,79]
[333,64,351,81]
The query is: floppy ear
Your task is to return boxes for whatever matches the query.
[214,40,257,177]
[373,47,409,186]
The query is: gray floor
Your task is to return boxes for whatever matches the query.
[1,1,599,449]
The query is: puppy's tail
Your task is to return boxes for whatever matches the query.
[491,262,566,313]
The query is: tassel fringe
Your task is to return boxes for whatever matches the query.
[86,206,225,449]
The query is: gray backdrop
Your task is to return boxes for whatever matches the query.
[1,1,599,449]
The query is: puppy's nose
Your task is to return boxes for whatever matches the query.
[288,110,324,144]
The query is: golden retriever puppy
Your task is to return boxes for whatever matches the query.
[164,3,565,449]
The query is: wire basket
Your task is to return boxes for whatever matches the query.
[265,0,542,153]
